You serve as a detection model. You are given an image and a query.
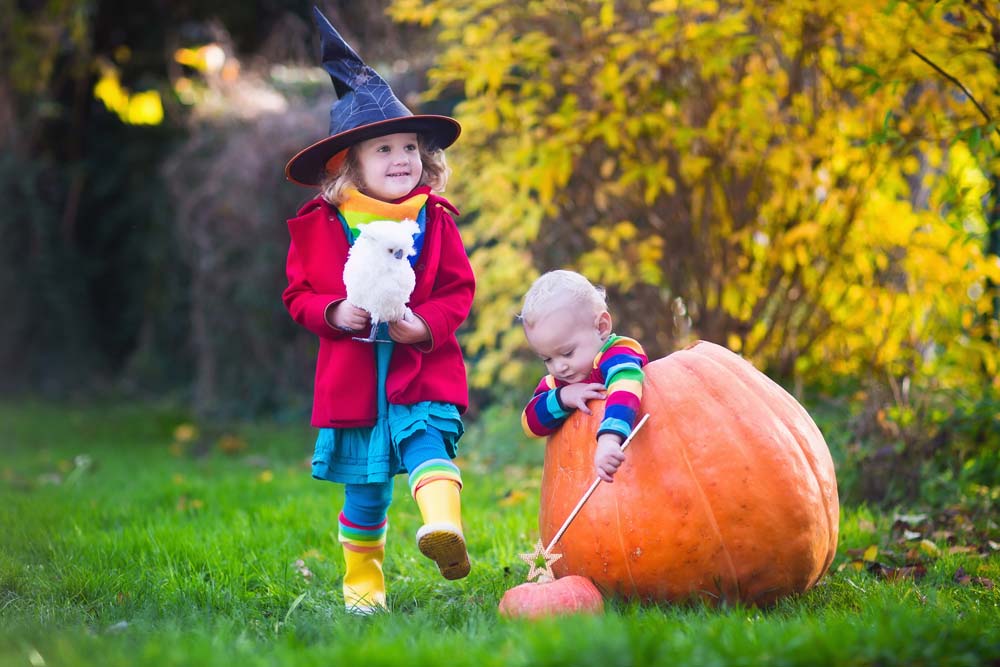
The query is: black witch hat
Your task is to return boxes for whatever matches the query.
[285,6,461,186]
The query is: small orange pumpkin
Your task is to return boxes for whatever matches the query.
[498,575,604,618]
[539,341,839,606]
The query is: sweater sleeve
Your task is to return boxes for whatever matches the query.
[521,375,571,437]
[595,338,648,440]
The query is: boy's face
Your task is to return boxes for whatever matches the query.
[355,132,423,202]
[525,307,612,384]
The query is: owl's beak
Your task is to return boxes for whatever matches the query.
[394,249,404,259]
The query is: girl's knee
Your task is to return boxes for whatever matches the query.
[343,482,393,524]
[400,426,449,470]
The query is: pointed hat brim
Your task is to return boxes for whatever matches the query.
[284,114,461,187]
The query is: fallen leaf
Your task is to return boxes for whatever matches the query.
[902,529,922,541]
[857,518,877,533]
[105,620,129,634]
[176,496,205,512]
[174,423,198,442]
[499,489,528,507]
[868,561,927,581]
[919,539,940,557]
[894,512,928,525]
[955,565,993,587]
[27,648,45,667]
[863,544,879,562]
[293,559,313,579]
[217,434,247,455]
[947,545,976,555]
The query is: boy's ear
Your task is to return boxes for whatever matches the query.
[596,310,613,339]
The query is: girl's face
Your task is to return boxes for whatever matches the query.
[354,132,423,202]
[525,307,612,384]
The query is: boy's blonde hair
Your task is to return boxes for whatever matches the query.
[520,270,608,327]
[319,134,450,206]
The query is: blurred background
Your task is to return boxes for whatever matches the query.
[1,0,998,505]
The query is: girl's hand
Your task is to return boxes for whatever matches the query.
[328,301,370,331]
[388,310,430,344]
[594,434,626,483]
[559,383,606,414]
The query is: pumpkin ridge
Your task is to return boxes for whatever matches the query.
[674,348,823,599]
[673,349,759,470]
[646,358,740,597]
[689,343,838,583]
[610,484,639,597]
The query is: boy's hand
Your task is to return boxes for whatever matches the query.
[594,433,626,483]
[559,382,606,415]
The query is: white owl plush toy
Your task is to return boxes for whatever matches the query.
[343,218,420,342]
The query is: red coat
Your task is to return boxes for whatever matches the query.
[283,189,475,428]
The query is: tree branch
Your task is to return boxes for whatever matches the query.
[910,48,1000,140]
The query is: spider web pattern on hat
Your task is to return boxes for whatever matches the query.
[315,8,412,133]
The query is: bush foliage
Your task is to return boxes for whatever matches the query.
[390,0,1000,500]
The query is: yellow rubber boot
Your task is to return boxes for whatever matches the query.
[342,545,387,614]
[414,479,470,580]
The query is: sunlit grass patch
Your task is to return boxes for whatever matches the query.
[1,401,998,666]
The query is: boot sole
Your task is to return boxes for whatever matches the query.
[416,524,470,580]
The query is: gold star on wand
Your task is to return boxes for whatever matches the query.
[518,539,563,582]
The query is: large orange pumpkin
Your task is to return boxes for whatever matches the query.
[539,340,839,606]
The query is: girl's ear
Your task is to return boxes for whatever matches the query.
[596,311,613,340]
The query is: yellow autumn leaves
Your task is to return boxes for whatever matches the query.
[93,61,163,126]
[391,0,1000,398]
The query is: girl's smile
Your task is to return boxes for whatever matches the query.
[356,132,423,201]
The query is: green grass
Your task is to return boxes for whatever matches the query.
[1,401,998,666]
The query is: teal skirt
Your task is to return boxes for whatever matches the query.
[312,325,463,485]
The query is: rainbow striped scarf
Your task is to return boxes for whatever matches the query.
[338,187,429,242]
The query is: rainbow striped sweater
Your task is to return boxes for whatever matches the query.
[521,335,647,441]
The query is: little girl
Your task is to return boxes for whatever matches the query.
[282,9,474,614]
